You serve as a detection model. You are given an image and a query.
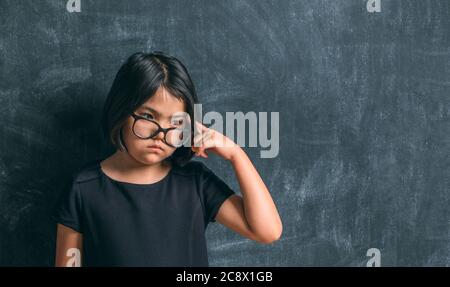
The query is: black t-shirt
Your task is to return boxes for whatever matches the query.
[53,159,235,267]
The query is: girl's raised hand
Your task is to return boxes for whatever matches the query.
[191,121,239,161]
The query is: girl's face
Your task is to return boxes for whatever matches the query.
[121,86,187,165]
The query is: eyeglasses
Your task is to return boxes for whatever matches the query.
[130,112,189,148]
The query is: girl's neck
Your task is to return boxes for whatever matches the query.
[101,150,171,184]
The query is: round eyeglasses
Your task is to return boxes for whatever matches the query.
[130,112,189,148]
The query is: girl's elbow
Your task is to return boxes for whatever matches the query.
[255,225,283,245]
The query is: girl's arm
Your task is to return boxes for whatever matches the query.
[192,122,283,244]
[55,224,83,267]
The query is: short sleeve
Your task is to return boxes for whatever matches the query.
[52,180,83,233]
[198,162,236,224]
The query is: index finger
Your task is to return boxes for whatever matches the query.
[195,121,208,132]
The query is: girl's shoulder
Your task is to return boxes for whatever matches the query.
[72,159,103,184]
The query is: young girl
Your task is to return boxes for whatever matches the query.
[54,51,282,267]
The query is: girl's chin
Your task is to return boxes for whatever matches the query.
[138,153,167,164]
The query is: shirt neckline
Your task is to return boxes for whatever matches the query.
[97,160,173,188]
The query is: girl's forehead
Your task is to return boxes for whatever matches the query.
[139,88,186,116]
[151,87,183,104]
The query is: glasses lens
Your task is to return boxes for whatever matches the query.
[133,119,159,138]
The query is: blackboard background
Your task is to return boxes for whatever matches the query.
[0,0,449,266]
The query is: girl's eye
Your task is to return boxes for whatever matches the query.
[141,113,154,120]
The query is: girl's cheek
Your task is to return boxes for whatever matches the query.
[123,127,134,143]
[123,125,144,151]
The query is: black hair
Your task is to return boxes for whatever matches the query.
[101,51,198,167]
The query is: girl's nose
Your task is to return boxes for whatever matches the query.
[154,130,165,141]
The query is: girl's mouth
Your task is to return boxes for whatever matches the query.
[146,144,163,152]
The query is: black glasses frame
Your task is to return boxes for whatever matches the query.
[130,112,181,148]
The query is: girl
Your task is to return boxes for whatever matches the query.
[54,51,282,267]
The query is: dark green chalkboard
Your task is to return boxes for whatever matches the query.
[0,0,449,266]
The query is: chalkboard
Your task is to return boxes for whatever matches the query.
[0,0,449,266]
